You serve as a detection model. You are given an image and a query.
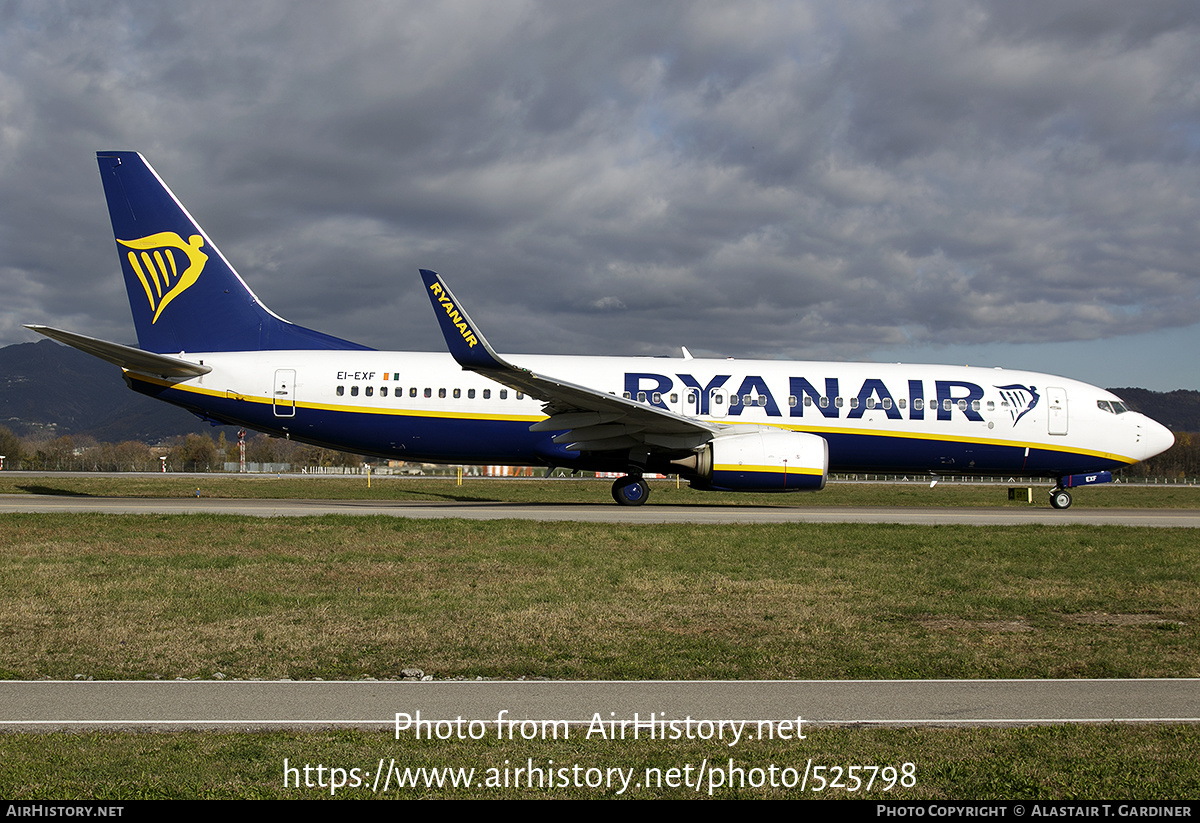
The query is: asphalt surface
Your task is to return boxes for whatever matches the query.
[3,679,1198,731]
[2,493,1198,526]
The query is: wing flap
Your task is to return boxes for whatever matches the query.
[529,411,625,431]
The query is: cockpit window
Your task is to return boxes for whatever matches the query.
[1098,400,1130,414]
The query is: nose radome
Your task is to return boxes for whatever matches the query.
[1138,417,1175,462]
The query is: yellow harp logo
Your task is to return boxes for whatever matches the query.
[118,232,208,324]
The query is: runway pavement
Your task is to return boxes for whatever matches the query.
[2,493,1198,525]
[3,679,1198,731]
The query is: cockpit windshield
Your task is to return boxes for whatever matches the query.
[1097,400,1130,414]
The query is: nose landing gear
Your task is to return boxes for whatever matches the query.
[1049,488,1073,509]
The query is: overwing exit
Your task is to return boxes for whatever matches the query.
[27,152,1176,508]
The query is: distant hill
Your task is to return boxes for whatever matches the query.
[1107,388,1200,432]
[0,339,238,442]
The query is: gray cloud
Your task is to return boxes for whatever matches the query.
[1,0,1197,386]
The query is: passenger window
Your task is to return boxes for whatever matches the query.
[500,390,508,399]
[670,393,678,404]
[835,397,844,408]
[468,389,475,399]
[336,386,344,396]
[712,393,724,405]
[957,399,967,411]
[687,391,698,404]
[439,388,446,398]
[914,398,924,411]
[730,395,739,406]
[483,389,491,399]
[898,398,906,409]
[365,386,373,397]
[424,388,431,398]
[652,392,661,405]
[943,399,952,411]
[453,388,461,399]
[757,396,766,407]
[350,386,359,397]
[819,397,828,408]
[623,392,631,399]
[637,391,647,402]
[865,398,876,409]
[517,392,524,400]
[789,396,798,407]
[971,400,980,411]
[409,387,417,398]
[882,398,892,410]
[380,387,388,397]
[850,397,859,409]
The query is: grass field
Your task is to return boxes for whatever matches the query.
[1,480,1197,799]
[1,514,1197,680]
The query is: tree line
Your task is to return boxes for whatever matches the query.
[0,427,365,472]
[1115,431,1200,479]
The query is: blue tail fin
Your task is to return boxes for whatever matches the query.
[97,151,370,353]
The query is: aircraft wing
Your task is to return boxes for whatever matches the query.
[419,270,718,453]
[25,325,212,379]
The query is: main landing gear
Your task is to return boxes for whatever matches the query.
[612,474,649,506]
[1049,487,1073,509]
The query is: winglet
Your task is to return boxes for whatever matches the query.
[419,269,511,371]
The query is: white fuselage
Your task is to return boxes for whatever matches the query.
[133,349,1173,476]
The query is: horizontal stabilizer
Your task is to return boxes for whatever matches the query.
[25,325,212,378]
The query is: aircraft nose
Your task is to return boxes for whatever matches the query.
[1137,417,1175,462]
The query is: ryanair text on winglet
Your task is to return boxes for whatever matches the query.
[428,282,479,348]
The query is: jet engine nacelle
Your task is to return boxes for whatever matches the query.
[684,428,828,492]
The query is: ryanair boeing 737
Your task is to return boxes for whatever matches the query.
[27,152,1175,507]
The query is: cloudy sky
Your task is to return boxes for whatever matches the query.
[2,0,1197,390]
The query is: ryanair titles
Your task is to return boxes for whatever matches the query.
[626,372,1000,424]
[427,282,479,349]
